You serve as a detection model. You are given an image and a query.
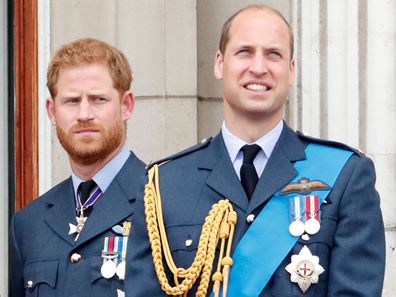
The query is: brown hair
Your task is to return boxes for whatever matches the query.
[218,5,294,58]
[47,38,132,97]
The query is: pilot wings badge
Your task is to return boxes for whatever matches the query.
[280,178,330,195]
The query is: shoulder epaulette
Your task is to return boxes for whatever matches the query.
[296,131,363,155]
[146,137,213,170]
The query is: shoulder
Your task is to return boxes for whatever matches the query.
[295,131,376,176]
[13,178,70,220]
[296,131,363,156]
[146,137,213,170]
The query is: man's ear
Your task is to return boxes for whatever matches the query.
[289,58,295,86]
[46,97,57,126]
[121,91,135,121]
[214,50,224,80]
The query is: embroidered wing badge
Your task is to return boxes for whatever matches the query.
[280,178,330,195]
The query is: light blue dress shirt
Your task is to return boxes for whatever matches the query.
[221,120,283,180]
[71,145,130,200]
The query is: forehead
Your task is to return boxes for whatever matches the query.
[227,9,290,47]
[57,64,112,84]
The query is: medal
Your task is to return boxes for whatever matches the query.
[69,185,102,240]
[68,214,87,241]
[285,245,324,293]
[305,218,320,235]
[101,259,117,279]
[101,237,118,279]
[116,236,128,280]
[289,197,305,237]
[116,261,126,280]
[304,195,321,235]
[289,220,305,237]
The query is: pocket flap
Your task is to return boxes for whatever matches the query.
[23,260,59,289]
[166,224,202,252]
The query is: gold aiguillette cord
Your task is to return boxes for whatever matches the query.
[144,165,237,297]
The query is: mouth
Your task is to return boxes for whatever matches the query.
[244,83,270,92]
[74,128,100,135]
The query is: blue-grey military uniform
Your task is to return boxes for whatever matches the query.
[10,152,145,297]
[125,123,385,296]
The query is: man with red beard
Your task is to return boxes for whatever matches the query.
[10,38,145,297]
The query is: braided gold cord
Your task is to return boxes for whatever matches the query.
[144,165,237,297]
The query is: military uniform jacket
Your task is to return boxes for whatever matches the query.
[125,123,385,296]
[10,152,145,297]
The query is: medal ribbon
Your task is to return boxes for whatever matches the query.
[306,195,319,221]
[75,186,103,211]
[290,196,304,222]
[223,143,353,297]
[117,236,128,263]
[103,237,118,263]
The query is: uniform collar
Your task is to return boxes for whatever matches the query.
[221,120,283,163]
[71,145,130,198]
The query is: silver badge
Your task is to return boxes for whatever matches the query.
[305,218,320,235]
[285,245,324,293]
[289,219,305,237]
[68,216,87,241]
[116,261,126,280]
[101,260,117,279]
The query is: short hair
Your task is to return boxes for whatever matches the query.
[218,5,294,59]
[47,38,132,98]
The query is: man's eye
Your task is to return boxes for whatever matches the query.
[269,51,282,59]
[236,49,251,55]
[65,98,79,104]
[94,97,107,102]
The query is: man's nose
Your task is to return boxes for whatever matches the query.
[77,98,94,121]
[249,54,268,76]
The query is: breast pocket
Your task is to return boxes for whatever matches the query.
[23,260,59,297]
[166,224,203,269]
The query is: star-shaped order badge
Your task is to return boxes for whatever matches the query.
[68,216,87,241]
[285,245,324,293]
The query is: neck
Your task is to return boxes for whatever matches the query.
[224,113,282,143]
[70,142,125,181]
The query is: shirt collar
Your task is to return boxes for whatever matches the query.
[71,145,130,198]
[222,120,283,163]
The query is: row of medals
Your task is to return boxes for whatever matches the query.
[101,237,127,280]
[289,195,321,238]
[101,223,131,280]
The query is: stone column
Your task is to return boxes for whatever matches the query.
[292,1,395,295]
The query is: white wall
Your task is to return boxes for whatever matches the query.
[0,0,8,295]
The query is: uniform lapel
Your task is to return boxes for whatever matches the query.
[43,178,77,246]
[199,134,249,212]
[75,153,144,247]
[247,124,307,214]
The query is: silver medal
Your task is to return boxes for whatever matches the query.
[289,219,305,237]
[305,218,320,235]
[101,260,117,279]
[116,261,126,280]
